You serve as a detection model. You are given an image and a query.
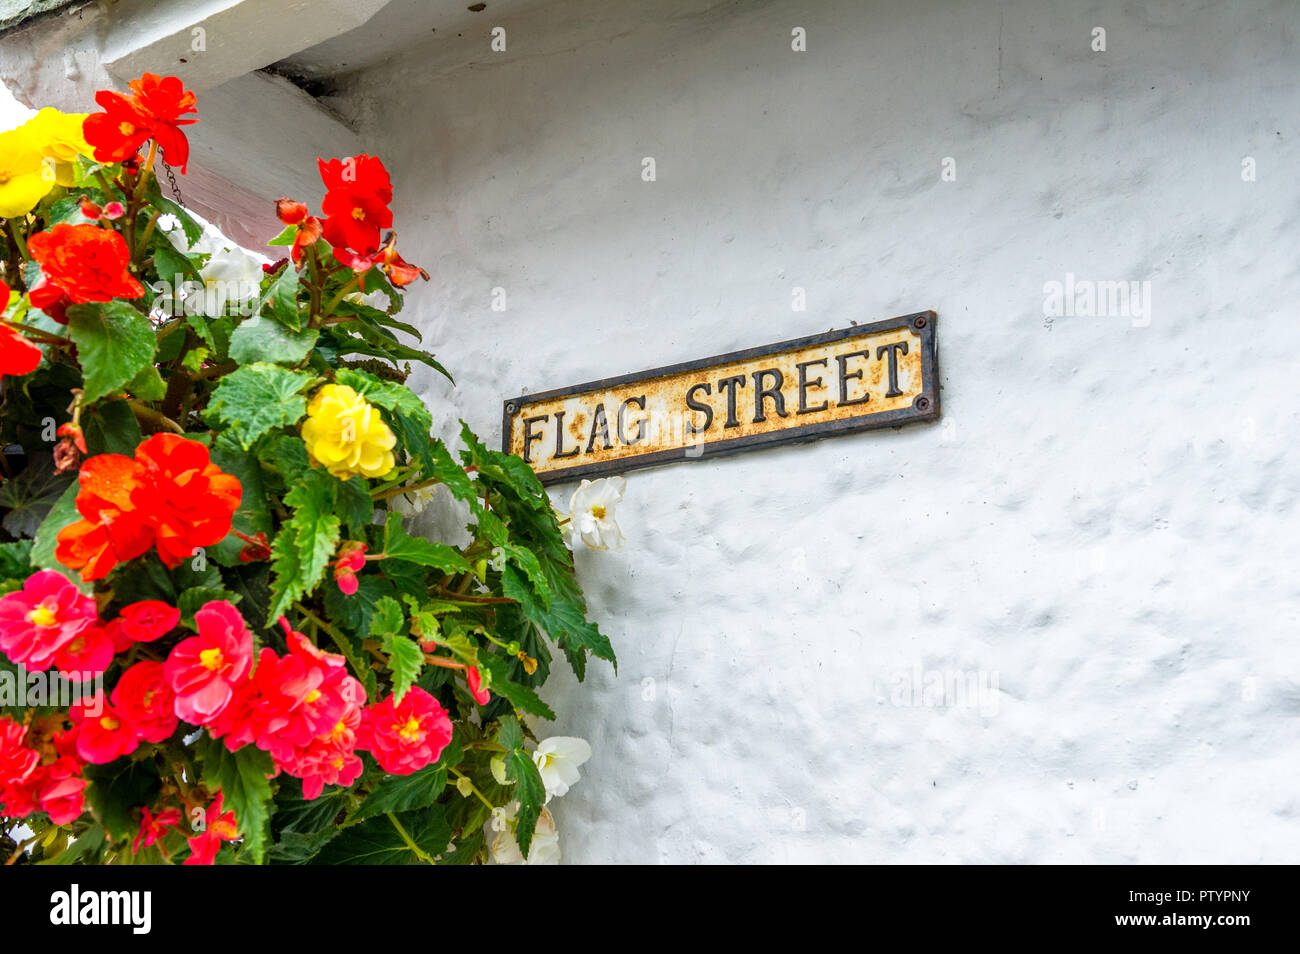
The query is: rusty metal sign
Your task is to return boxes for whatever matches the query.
[503,310,940,483]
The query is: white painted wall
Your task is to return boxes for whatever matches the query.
[257,0,1300,861]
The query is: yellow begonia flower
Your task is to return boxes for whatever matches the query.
[301,383,397,480]
[0,127,54,218]
[19,108,93,187]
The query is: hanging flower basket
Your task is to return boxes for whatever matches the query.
[0,73,623,865]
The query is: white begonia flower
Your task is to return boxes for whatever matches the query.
[156,213,181,241]
[391,482,443,517]
[195,243,263,317]
[532,736,592,802]
[344,288,391,311]
[567,476,626,551]
[488,804,561,865]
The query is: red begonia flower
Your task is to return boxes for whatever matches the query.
[37,758,87,825]
[134,433,242,568]
[127,72,198,173]
[68,692,139,764]
[116,600,180,643]
[333,541,367,595]
[0,280,43,376]
[112,661,179,744]
[0,569,99,673]
[332,233,428,287]
[163,600,253,726]
[134,805,182,854]
[356,686,453,776]
[82,89,153,164]
[185,793,239,865]
[319,155,392,254]
[53,625,115,680]
[466,666,491,706]
[57,435,242,580]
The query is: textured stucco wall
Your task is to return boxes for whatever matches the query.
[335,0,1300,863]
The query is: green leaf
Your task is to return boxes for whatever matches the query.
[266,225,297,247]
[383,633,424,703]
[228,316,318,366]
[380,512,471,574]
[346,736,462,826]
[39,825,105,865]
[311,807,451,865]
[266,828,339,864]
[478,650,556,720]
[204,362,318,450]
[368,595,405,640]
[430,440,477,507]
[30,480,81,581]
[503,565,614,675]
[66,302,157,404]
[259,262,302,330]
[184,312,215,349]
[209,435,273,567]
[83,759,161,844]
[0,457,74,538]
[152,191,204,247]
[177,586,241,626]
[195,734,276,864]
[336,477,373,534]
[322,574,395,652]
[370,595,423,701]
[181,345,211,374]
[49,193,97,226]
[502,543,548,608]
[267,470,340,622]
[152,244,201,285]
[126,364,166,402]
[0,539,34,581]
[497,716,545,856]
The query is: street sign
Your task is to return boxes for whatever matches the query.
[503,310,939,483]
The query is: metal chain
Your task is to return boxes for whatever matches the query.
[162,160,184,207]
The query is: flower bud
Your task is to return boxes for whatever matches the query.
[276,198,308,225]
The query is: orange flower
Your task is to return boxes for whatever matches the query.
[55,454,154,581]
[333,233,428,287]
[56,434,242,581]
[135,433,241,568]
[27,224,144,324]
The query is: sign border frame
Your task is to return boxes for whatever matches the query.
[501,309,940,484]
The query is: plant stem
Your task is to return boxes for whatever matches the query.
[5,220,30,262]
[1,321,67,346]
[386,812,436,864]
[138,208,162,250]
[432,588,515,606]
[321,275,361,317]
[448,768,496,811]
[294,602,370,680]
[126,398,184,434]
[372,476,442,502]
[133,141,158,202]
